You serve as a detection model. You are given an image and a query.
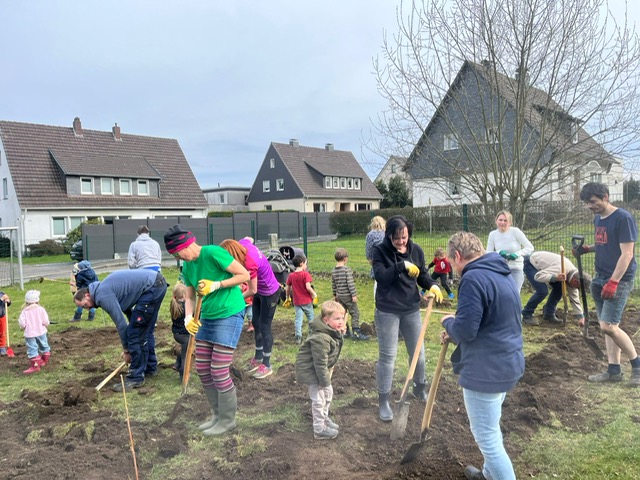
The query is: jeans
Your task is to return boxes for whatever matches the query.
[509,267,525,293]
[375,308,425,394]
[294,303,314,337]
[522,258,562,317]
[591,273,633,325]
[463,389,515,480]
[75,306,96,319]
[26,334,50,359]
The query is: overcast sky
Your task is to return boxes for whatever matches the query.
[1,1,638,190]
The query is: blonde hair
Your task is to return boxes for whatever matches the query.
[448,231,485,261]
[220,239,248,266]
[321,300,345,321]
[495,210,513,225]
[434,247,445,257]
[170,283,187,320]
[369,216,386,231]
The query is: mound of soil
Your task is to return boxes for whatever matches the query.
[0,314,629,479]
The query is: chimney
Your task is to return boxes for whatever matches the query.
[73,117,83,136]
[325,143,334,151]
[112,123,121,141]
[289,138,299,147]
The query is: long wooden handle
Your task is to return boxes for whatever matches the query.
[560,246,569,309]
[96,362,127,391]
[398,296,434,400]
[420,341,449,431]
[181,295,203,395]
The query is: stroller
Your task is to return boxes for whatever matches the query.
[267,246,304,304]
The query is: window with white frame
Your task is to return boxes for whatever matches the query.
[120,179,132,195]
[333,177,340,188]
[354,178,361,190]
[325,177,332,188]
[52,217,66,236]
[81,177,94,194]
[263,180,270,193]
[264,205,272,211]
[2,178,7,199]
[590,173,602,183]
[313,203,326,212]
[218,193,226,204]
[70,217,83,230]
[137,180,149,196]
[391,164,397,173]
[269,158,275,168]
[276,179,284,191]
[449,178,461,195]
[340,177,346,189]
[444,133,459,151]
[101,178,113,195]
[347,178,353,189]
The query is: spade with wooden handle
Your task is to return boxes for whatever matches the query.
[400,340,449,464]
[181,295,203,396]
[560,246,569,327]
[390,296,434,440]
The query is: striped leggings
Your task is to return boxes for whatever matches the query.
[195,340,235,393]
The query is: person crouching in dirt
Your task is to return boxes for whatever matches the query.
[165,225,249,436]
[371,215,443,422]
[19,290,51,374]
[295,300,345,440]
[74,269,167,391]
[70,261,98,322]
[0,291,12,356]
[521,251,591,325]
[440,232,524,480]
[169,283,190,380]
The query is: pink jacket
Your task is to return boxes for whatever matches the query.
[18,304,49,338]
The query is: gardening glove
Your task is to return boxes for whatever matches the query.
[197,279,221,296]
[313,296,319,306]
[506,253,518,261]
[184,314,201,335]
[283,297,292,308]
[404,261,420,278]
[601,280,619,299]
[572,244,592,257]
[429,284,444,303]
[498,250,509,259]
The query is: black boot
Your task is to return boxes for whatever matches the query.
[412,382,428,401]
[378,392,393,422]
[352,328,370,341]
[464,465,486,479]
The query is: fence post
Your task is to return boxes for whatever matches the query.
[303,216,308,257]
[251,219,255,240]
[463,204,469,232]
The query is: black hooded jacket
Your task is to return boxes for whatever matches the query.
[372,236,436,314]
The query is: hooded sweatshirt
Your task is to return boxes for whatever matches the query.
[371,236,436,314]
[442,252,524,393]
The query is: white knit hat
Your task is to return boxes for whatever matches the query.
[25,290,40,304]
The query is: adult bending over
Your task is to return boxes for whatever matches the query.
[486,210,534,293]
[371,215,443,422]
[441,232,524,480]
[164,225,249,436]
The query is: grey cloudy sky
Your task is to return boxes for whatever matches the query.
[1,1,638,190]
[0,1,399,189]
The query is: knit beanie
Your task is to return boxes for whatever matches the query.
[164,224,196,254]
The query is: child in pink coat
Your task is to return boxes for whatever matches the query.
[18,290,51,374]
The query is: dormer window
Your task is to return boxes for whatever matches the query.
[444,133,459,151]
[120,179,131,195]
[138,180,149,196]
[354,178,361,190]
[101,178,113,195]
[325,177,332,189]
[81,177,94,195]
[347,178,353,189]
[333,177,340,188]
[340,177,346,189]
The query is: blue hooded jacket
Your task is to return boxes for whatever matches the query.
[442,252,524,393]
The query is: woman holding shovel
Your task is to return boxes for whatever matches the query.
[440,232,524,480]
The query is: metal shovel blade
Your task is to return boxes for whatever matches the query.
[584,335,605,360]
[401,429,430,464]
[390,400,410,440]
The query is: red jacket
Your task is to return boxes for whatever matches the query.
[429,257,452,275]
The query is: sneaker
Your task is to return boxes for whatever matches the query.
[253,364,273,379]
[0,347,7,356]
[326,418,339,430]
[313,426,339,440]
[588,371,623,383]
[543,314,563,324]
[630,368,640,387]
[112,378,145,392]
[295,335,302,345]
[448,292,455,299]
[522,315,539,326]
[246,358,262,373]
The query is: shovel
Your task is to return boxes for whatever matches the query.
[401,340,449,464]
[5,304,14,358]
[181,294,203,396]
[560,246,569,327]
[390,296,434,440]
[571,235,605,360]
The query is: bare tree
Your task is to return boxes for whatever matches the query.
[367,0,640,227]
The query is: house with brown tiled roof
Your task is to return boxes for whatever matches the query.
[0,118,208,250]
[247,140,382,212]
[406,60,623,207]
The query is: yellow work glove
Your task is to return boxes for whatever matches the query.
[313,296,319,306]
[184,314,201,335]
[404,261,420,278]
[283,297,292,308]
[197,279,221,296]
[429,284,444,303]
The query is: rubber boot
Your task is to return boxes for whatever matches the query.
[203,388,237,436]
[198,388,219,431]
[23,356,41,375]
[464,465,486,479]
[40,352,51,366]
[378,392,393,422]
[412,382,428,401]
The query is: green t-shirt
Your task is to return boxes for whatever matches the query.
[182,245,246,320]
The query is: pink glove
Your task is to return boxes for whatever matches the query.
[601,280,619,299]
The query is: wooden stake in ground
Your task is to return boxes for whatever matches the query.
[181,295,203,396]
[95,362,127,391]
[120,374,139,480]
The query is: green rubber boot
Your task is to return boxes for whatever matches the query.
[203,388,237,436]
[198,388,219,431]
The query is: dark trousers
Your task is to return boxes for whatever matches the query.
[522,257,562,317]
[252,288,282,357]
[336,295,360,328]
[430,272,452,295]
[126,273,168,382]
[173,332,190,378]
